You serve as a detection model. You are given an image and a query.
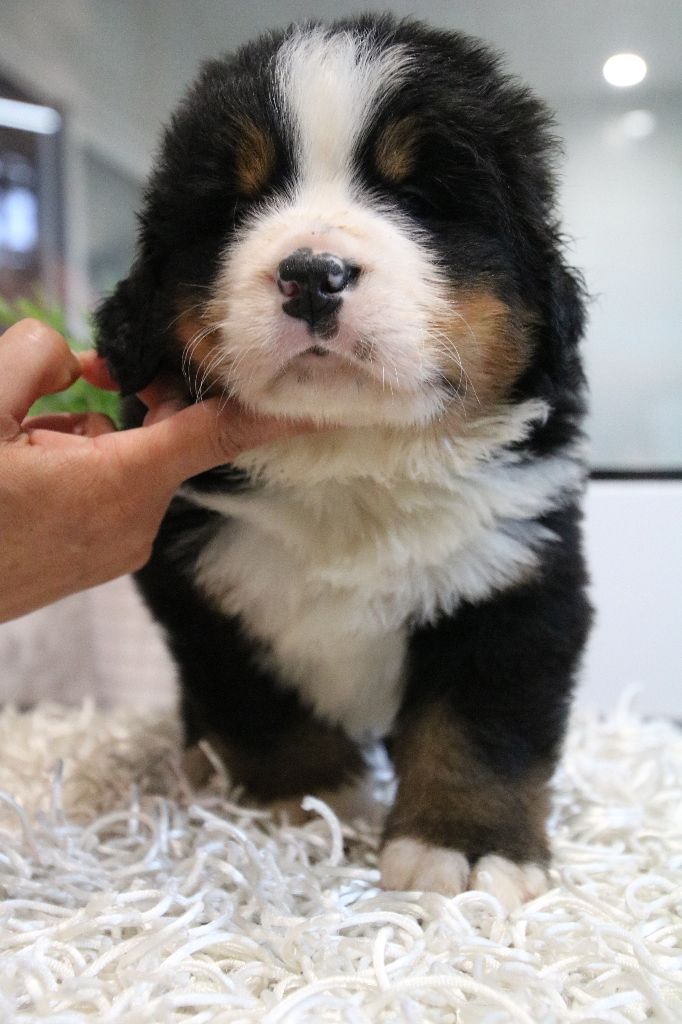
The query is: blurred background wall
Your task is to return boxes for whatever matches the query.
[0,1,679,714]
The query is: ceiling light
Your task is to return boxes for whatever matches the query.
[0,97,62,134]
[603,53,647,88]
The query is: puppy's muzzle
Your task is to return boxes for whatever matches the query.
[277,247,359,337]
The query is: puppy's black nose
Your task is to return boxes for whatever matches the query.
[277,248,359,333]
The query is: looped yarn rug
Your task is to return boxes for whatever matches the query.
[0,695,680,1023]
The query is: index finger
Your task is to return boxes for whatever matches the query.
[99,397,315,491]
[0,319,81,422]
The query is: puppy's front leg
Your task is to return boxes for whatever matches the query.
[379,528,591,908]
[380,700,552,909]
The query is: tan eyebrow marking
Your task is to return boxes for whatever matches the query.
[374,116,420,184]
[235,118,276,196]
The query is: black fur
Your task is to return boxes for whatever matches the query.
[96,15,591,884]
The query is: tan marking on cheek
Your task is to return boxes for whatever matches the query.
[235,119,276,196]
[375,116,419,184]
[431,291,535,408]
[174,309,224,396]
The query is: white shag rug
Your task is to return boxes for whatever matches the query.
[0,696,680,1024]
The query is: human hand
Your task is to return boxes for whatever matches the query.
[0,319,311,622]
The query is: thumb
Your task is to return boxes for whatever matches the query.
[0,319,81,424]
[112,397,312,489]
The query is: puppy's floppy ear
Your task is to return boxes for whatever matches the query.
[548,257,586,352]
[95,262,165,396]
[535,254,588,420]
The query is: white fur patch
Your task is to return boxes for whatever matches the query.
[188,405,584,737]
[277,27,411,185]
[380,838,548,910]
[469,854,549,910]
[379,837,470,896]
[193,514,408,737]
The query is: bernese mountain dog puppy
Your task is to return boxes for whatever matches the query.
[96,14,592,907]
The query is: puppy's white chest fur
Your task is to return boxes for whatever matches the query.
[195,482,412,736]
[188,407,582,737]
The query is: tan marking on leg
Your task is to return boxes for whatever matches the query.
[380,702,551,902]
[385,701,551,866]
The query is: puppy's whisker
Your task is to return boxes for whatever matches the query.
[196,350,226,401]
[189,341,223,400]
[177,282,214,292]
[181,329,206,371]
[217,386,234,415]
[219,339,276,402]
[166,302,210,332]
[429,338,467,396]
[181,325,221,385]
[434,309,483,404]
[430,369,468,414]
[427,326,480,406]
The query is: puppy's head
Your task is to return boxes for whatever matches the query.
[97,16,585,432]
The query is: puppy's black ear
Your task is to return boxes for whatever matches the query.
[95,263,165,396]
[532,255,588,437]
[549,257,586,352]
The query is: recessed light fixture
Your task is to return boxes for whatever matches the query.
[0,97,62,134]
[603,53,647,88]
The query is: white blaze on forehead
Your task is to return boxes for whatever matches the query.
[277,28,410,185]
[214,27,451,430]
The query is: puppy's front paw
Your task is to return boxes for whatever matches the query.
[379,837,469,896]
[379,838,548,910]
[469,854,548,910]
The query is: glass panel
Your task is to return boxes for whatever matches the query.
[83,148,141,300]
[0,75,63,306]
[560,95,682,470]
